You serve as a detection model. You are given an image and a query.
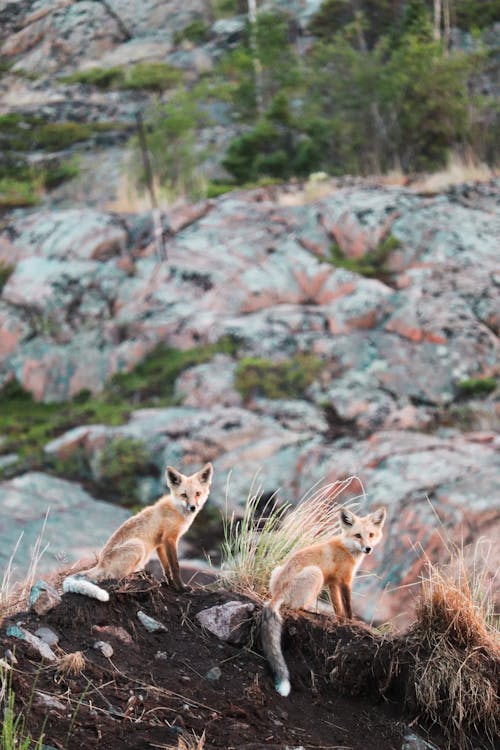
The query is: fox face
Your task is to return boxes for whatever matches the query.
[339,507,387,555]
[166,463,213,516]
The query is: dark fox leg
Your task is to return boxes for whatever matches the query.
[329,582,345,620]
[156,545,173,584]
[164,538,186,591]
[340,582,352,620]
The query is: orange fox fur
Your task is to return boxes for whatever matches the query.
[261,506,387,696]
[63,463,213,601]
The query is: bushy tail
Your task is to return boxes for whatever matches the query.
[62,575,109,602]
[261,604,291,697]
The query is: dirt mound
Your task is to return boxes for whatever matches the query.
[0,574,462,749]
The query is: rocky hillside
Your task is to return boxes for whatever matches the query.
[0,177,499,626]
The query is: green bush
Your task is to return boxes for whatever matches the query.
[457,377,497,397]
[174,19,210,45]
[235,354,323,400]
[0,177,40,208]
[96,436,151,506]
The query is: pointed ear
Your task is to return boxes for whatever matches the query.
[197,462,213,485]
[340,508,355,527]
[166,466,182,488]
[370,506,387,527]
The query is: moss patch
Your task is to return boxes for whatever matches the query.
[0,262,14,291]
[235,354,323,400]
[0,337,239,482]
[457,377,497,398]
[329,234,400,280]
[62,62,182,92]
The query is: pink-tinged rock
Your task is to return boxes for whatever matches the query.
[0,308,30,363]
[174,355,242,408]
[91,625,133,645]
[44,425,109,460]
[196,601,255,645]
[29,580,62,616]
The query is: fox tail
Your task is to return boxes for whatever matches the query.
[261,604,290,696]
[62,575,109,602]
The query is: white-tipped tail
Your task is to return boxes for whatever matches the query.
[63,575,109,602]
[275,677,291,696]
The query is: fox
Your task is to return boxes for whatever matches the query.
[63,462,213,602]
[261,506,387,697]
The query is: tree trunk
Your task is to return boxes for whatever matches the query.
[247,0,264,116]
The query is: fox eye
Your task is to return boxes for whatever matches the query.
[369,532,374,538]
[355,533,362,539]
[181,492,188,499]
[195,491,201,498]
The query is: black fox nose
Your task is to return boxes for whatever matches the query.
[189,505,196,513]
[364,546,372,554]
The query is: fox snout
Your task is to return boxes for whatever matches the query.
[189,504,196,513]
[363,546,372,554]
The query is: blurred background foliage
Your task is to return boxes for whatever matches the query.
[129,0,499,196]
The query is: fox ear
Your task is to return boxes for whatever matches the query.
[340,508,355,527]
[166,466,182,488]
[370,506,387,527]
[198,463,213,485]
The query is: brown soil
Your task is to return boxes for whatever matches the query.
[1,573,441,750]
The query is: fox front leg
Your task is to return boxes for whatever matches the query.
[340,581,353,620]
[156,545,173,585]
[164,539,189,592]
[328,582,346,621]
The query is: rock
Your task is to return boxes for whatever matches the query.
[402,732,440,750]
[205,666,222,681]
[0,473,130,582]
[196,601,255,645]
[34,627,59,647]
[29,581,62,616]
[6,625,57,662]
[34,692,66,712]
[137,610,166,633]
[92,625,133,645]
[93,640,114,658]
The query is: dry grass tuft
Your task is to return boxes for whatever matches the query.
[409,153,495,194]
[219,476,362,600]
[57,651,86,677]
[400,541,499,749]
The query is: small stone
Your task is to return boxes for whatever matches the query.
[93,641,113,658]
[35,627,59,647]
[402,732,440,750]
[196,601,255,645]
[91,625,133,645]
[4,649,17,665]
[34,691,66,712]
[155,651,169,661]
[29,580,62,616]
[6,625,57,662]
[205,666,222,681]
[137,610,166,633]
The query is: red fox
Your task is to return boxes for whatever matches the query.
[63,463,213,601]
[261,506,387,696]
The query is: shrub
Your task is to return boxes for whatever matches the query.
[174,19,210,45]
[457,376,497,397]
[0,177,40,208]
[234,354,323,400]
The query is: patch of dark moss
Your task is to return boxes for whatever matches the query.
[61,62,182,92]
[456,377,497,398]
[235,354,323,401]
[329,234,400,282]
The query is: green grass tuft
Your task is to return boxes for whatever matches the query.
[234,354,323,401]
[62,62,182,92]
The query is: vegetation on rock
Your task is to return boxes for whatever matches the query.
[235,354,323,401]
[62,62,182,92]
